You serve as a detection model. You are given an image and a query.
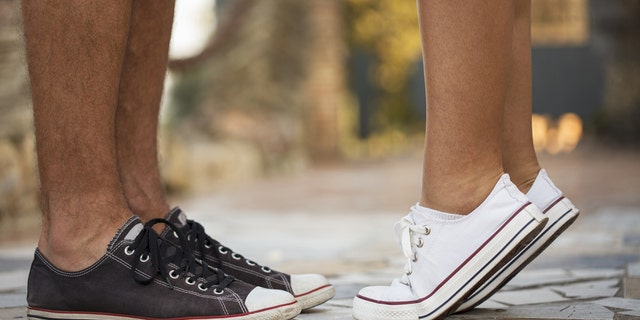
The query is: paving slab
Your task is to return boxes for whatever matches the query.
[618,310,640,320]
[0,307,25,319]
[490,288,571,306]
[1,147,639,320]
[592,297,640,312]
[451,303,615,320]
[550,279,619,299]
[625,262,640,299]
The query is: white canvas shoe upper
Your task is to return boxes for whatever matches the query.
[353,174,547,320]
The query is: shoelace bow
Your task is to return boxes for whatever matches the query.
[185,220,265,272]
[129,218,234,292]
[394,213,430,285]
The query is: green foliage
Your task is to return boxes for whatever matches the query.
[346,0,424,133]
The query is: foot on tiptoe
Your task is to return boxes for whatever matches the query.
[456,169,579,313]
[161,208,335,310]
[27,217,301,320]
[352,174,548,320]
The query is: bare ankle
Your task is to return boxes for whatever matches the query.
[421,170,504,215]
[505,164,540,194]
[120,177,170,221]
[127,197,170,222]
[38,204,132,271]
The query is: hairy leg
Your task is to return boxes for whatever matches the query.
[417,0,514,214]
[22,0,134,271]
[115,0,175,221]
[502,0,540,193]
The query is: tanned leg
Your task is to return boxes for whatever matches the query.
[417,0,514,214]
[115,0,175,221]
[502,0,540,193]
[22,0,134,271]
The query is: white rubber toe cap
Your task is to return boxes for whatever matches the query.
[245,286,296,312]
[357,282,415,303]
[290,274,329,296]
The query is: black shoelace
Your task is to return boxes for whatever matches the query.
[128,218,234,292]
[185,219,270,273]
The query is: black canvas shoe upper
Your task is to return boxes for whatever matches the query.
[27,216,258,318]
[162,207,294,293]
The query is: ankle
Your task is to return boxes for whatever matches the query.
[420,170,504,215]
[128,198,170,222]
[120,178,169,221]
[38,207,131,271]
[505,163,540,194]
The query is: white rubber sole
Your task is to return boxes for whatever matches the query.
[352,203,547,320]
[296,284,335,310]
[456,197,579,313]
[27,300,302,320]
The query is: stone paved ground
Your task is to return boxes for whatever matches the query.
[1,141,639,319]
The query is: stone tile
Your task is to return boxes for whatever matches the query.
[550,279,620,299]
[593,297,640,311]
[623,276,640,299]
[451,303,614,320]
[0,293,26,308]
[323,298,352,308]
[550,232,619,252]
[628,262,640,277]
[0,307,26,319]
[570,268,625,280]
[296,304,352,320]
[0,270,28,292]
[618,310,640,320]
[474,299,509,310]
[506,269,574,288]
[0,257,31,273]
[529,254,640,270]
[490,288,570,306]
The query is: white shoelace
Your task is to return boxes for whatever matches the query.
[394,212,430,285]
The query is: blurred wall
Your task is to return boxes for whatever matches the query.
[0,1,38,233]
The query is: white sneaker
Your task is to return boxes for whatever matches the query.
[456,169,579,312]
[352,174,547,320]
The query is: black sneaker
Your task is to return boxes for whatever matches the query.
[161,207,335,310]
[27,216,301,320]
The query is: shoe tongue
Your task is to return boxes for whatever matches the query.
[165,206,188,227]
[108,216,144,250]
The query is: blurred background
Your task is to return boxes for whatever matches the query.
[0,0,639,246]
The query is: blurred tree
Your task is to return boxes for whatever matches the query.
[0,0,38,231]
[346,0,423,135]
[164,0,347,189]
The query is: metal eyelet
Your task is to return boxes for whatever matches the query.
[173,231,179,239]
[169,269,180,279]
[412,252,418,262]
[417,238,424,248]
[185,277,196,285]
[231,253,242,260]
[124,246,134,256]
[187,234,191,241]
[424,226,431,235]
[218,246,229,254]
[246,260,256,266]
[140,254,149,262]
[406,270,412,276]
[213,288,224,295]
[197,283,208,292]
[204,241,212,249]
[261,266,272,273]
